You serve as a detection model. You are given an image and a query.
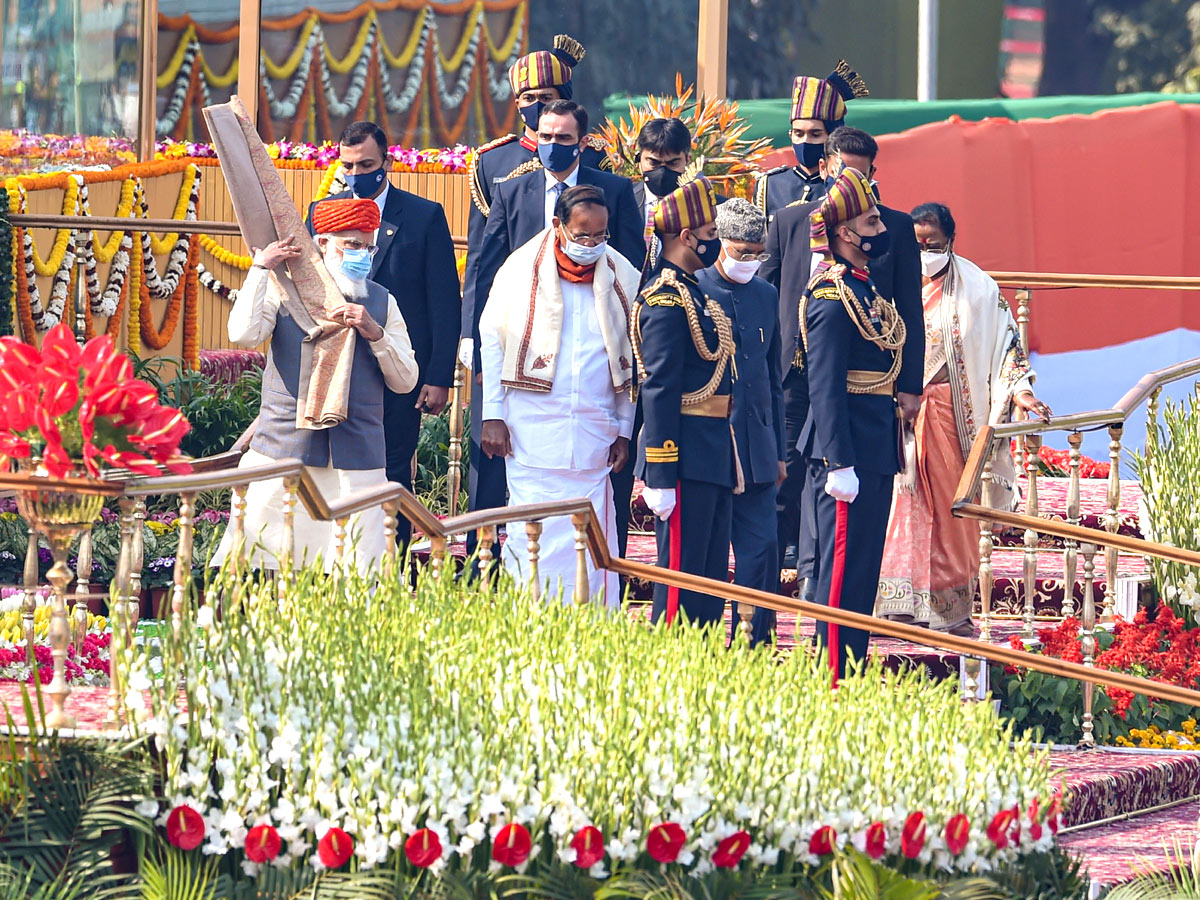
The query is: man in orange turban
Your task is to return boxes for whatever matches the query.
[214,196,419,574]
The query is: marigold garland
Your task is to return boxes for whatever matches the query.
[182,235,200,369]
[199,234,252,270]
[127,235,142,354]
[30,178,79,277]
[139,233,194,351]
[106,265,128,341]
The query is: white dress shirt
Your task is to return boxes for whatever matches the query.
[230,265,419,395]
[480,276,635,471]
[544,166,580,229]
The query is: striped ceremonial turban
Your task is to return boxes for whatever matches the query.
[509,34,586,99]
[809,166,876,265]
[653,173,718,234]
[311,197,381,234]
[791,60,870,127]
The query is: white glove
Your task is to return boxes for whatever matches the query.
[641,486,677,521]
[824,466,859,503]
[457,337,474,370]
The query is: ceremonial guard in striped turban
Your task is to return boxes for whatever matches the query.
[799,168,906,680]
[633,171,740,629]
[215,198,419,574]
[754,61,869,223]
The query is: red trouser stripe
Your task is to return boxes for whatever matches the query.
[827,499,850,687]
[666,480,682,624]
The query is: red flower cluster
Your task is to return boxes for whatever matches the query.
[0,324,192,478]
[1008,441,1110,479]
[245,823,282,863]
[1020,606,1200,719]
[0,632,110,684]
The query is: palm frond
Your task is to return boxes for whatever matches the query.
[138,847,218,900]
[210,864,400,900]
[1105,839,1200,900]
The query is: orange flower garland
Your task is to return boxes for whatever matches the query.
[138,233,196,351]
[182,235,200,369]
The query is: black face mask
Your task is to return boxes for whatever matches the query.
[691,235,723,264]
[643,165,682,198]
[519,101,544,132]
[848,227,891,260]
[793,141,825,170]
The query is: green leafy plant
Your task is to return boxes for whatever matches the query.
[1104,839,1200,899]
[1134,394,1200,627]
[415,406,469,516]
[0,188,12,338]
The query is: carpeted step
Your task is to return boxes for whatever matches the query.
[1060,799,1197,888]
[1052,748,1200,829]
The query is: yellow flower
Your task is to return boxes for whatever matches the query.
[1183,718,1196,735]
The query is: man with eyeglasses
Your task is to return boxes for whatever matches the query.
[306,120,460,554]
[696,199,785,646]
[478,185,639,605]
[218,198,419,574]
[467,100,642,562]
[754,61,869,223]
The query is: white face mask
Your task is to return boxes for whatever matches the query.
[559,228,607,265]
[721,244,763,284]
[920,249,950,279]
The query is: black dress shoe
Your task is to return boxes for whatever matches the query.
[782,544,799,570]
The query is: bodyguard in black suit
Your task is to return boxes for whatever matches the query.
[697,199,785,646]
[467,101,642,545]
[799,167,907,681]
[306,121,461,549]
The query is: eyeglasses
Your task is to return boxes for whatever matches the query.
[562,229,610,247]
[336,239,379,255]
[726,249,771,263]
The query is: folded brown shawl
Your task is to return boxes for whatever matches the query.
[203,97,354,431]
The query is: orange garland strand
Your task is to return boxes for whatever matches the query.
[182,235,200,369]
[13,229,35,341]
[138,236,195,350]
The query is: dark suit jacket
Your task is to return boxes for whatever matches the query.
[307,187,461,389]
[697,266,786,485]
[869,205,925,396]
[470,165,643,366]
[761,198,821,375]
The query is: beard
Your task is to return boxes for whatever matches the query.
[322,248,368,300]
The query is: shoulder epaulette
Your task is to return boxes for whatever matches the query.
[807,262,846,294]
[469,134,519,215]
[756,165,788,181]
[497,158,544,183]
[583,134,607,152]
[477,133,518,154]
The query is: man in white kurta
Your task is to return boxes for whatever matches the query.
[479,185,640,607]
[212,197,419,574]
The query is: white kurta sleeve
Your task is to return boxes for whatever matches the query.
[227,265,280,346]
[369,296,420,395]
[615,390,636,440]
[479,297,506,421]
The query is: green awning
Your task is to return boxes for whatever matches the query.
[602,92,1200,146]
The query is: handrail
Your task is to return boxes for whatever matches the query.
[988,271,1200,290]
[9,213,241,235]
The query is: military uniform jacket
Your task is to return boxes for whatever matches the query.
[799,259,903,476]
[755,165,827,224]
[696,266,786,485]
[462,133,607,339]
[633,260,737,490]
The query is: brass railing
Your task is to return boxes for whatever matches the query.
[953,355,1200,745]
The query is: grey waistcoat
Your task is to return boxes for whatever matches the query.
[251,280,390,470]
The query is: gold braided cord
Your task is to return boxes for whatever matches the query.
[639,269,737,405]
[799,265,906,394]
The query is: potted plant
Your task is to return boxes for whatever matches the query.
[0,323,191,727]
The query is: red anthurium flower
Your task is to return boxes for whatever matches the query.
[646,822,687,863]
[5,388,37,433]
[944,814,970,855]
[900,811,926,859]
[1008,805,1022,843]
[571,826,605,868]
[317,826,354,869]
[712,830,751,868]
[863,822,887,859]
[404,828,442,868]
[808,825,836,856]
[40,325,82,377]
[987,810,1015,849]
[244,823,281,862]
[41,375,79,418]
[81,335,127,388]
[40,441,73,479]
[492,823,532,867]
[166,805,205,850]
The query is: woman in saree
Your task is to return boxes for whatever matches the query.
[875,203,1052,635]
